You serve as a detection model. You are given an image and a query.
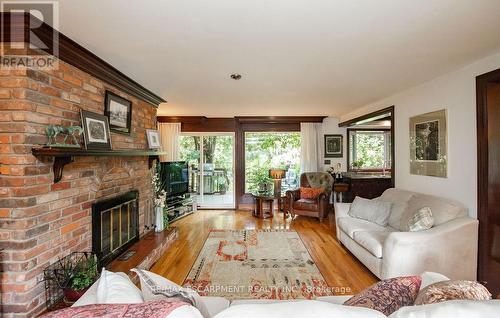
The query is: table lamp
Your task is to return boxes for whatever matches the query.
[269,168,286,197]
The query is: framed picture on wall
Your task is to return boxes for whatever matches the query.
[81,110,112,150]
[409,109,447,178]
[324,134,343,158]
[104,91,132,135]
[146,129,161,150]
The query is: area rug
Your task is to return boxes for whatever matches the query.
[183,229,333,300]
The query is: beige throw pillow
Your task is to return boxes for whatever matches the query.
[415,280,492,305]
[348,196,392,227]
[408,207,434,232]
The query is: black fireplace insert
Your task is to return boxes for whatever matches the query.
[92,190,139,267]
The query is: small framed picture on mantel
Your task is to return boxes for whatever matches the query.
[81,110,112,150]
[146,129,161,150]
[104,91,132,135]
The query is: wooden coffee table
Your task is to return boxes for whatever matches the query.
[251,191,287,219]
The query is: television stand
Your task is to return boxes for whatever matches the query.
[165,193,195,224]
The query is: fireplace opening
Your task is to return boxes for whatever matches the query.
[92,190,139,267]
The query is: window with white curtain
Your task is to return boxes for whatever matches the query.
[348,130,391,170]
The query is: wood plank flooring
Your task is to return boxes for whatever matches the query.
[150,210,378,295]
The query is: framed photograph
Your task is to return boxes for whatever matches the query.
[104,91,132,135]
[324,134,343,158]
[146,129,161,150]
[81,110,112,150]
[410,109,447,178]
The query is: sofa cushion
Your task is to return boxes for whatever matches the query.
[415,280,492,305]
[344,276,422,316]
[293,198,318,211]
[377,188,416,230]
[200,296,230,317]
[400,194,467,230]
[388,300,500,318]
[337,217,387,239]
[353,231,392,258]
[131,268,211,318]
[420,272,449,290]
[348,197,392,226]
[96,269,143,304]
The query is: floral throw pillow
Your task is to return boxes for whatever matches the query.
[415,280,491,305]
[300,187,324,200]
[343,276,422,316]
[40,299,188,318]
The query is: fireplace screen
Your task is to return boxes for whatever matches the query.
[92,190,139,266]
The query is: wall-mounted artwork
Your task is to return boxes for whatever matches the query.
[324,134,343,158]
[409,109,447,178]
[104,91,132,135]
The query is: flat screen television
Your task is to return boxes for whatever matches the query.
[160,161,189,197]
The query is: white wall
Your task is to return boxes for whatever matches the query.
[340,49,500,218]
[318,117,347,172]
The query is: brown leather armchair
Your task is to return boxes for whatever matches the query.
[286,172,333,221]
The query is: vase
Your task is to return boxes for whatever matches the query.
[155,206,164,232]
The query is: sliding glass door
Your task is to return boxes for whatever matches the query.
[179,133,235,208]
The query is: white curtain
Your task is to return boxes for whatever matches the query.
[158,122,181,162]
[300,122,322,174]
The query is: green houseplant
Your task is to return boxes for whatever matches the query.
[56,253,98,302]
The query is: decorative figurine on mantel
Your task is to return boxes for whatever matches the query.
[45,125,83,148]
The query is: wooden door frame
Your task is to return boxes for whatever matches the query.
[476,68,500,282]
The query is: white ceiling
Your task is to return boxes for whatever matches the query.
[58,0,500,117]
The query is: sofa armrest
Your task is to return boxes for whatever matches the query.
[382,217,478,280]
[334,203,351,219]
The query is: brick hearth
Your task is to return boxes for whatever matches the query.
[0,55,160,316]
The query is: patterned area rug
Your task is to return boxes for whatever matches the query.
[183,229,333,300]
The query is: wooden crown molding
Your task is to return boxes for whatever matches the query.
[1,12,166,107]
[339,106,394,127]
[235,116,326,124]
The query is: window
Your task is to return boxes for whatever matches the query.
[349,130,391,170]
[245,132,301,193]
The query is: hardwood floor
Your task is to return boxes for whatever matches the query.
[150,210,378,295]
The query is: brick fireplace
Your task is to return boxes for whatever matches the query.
[0,15,166,317]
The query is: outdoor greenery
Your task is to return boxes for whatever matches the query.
[245,132,301,193]
[179,135,234,193]
[179,133,301,195]
[350,131,389,169]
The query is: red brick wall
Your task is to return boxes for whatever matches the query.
[0,57,158,317]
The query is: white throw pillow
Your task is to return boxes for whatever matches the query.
[131,268,211,318]
[419,272,449,290]
[96,268,143,304]
[348,196,392,227]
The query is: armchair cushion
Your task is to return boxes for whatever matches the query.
[300,187,325,200]
[293,198,318,211]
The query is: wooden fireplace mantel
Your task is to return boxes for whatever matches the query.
[31,147,168,183]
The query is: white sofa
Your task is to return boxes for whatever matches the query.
[334,188,478,280]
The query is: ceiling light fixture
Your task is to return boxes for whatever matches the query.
[230,74,242,80]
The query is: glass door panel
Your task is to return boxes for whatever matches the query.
[179,135,201,199]
[179,134,235,208]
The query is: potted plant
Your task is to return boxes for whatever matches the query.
[56,254,98,302]
[351,159,365,172]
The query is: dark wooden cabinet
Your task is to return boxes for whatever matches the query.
[342,177,392,203]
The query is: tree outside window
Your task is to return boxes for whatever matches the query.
[349,130,391,170]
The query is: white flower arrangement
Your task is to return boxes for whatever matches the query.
[152,162,167,209]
